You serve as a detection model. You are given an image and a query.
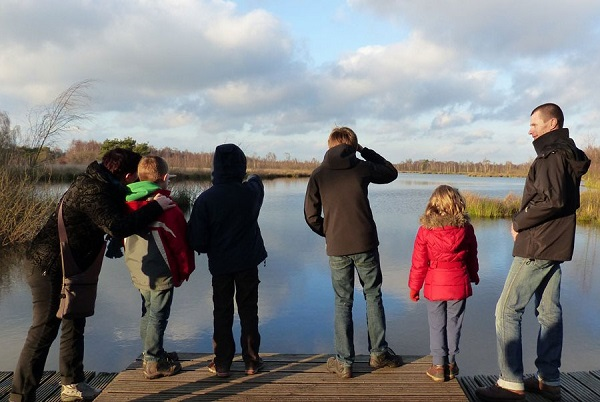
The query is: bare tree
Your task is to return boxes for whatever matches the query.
[27,79,93,167]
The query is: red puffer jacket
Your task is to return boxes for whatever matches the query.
[408,214,479,301]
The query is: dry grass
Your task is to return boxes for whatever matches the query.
[0,170,57,246]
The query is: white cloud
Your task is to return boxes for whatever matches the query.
[1,0,599,163]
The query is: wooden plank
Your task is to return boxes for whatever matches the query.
[560,372,600,402]
[97,354,468,402]
[0,371,58,402]
[3,355,597,402]
[567,371,600,395]
[0,372,13,400]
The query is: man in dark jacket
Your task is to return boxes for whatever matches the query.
[188,144,267,378]
[10,148,174,402]
[477,104,590,402]
[304,126,402,379]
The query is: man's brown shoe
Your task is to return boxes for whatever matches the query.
[143,357,181,379]
[326,357,352,379]
[524,376,561,401]
[475,384,525,401]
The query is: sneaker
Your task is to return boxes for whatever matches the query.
[475,384,525,401]
[426,364,447,382]
[369,348,403,368]
[61,382,102,401]
[524,376,561,401]
[143,356,182,380]
[207,360,231,378]
[326,357,352,379]
[448,362,459,379]
[245,357,265,375]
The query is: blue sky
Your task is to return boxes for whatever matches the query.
[2,0,600,164]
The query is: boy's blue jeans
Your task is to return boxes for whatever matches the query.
[329,250,388,367]
[139,288,174,362]
[495,257,562,391]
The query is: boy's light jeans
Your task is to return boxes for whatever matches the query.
[495,256,562,391]
[329,250,388,367]
[140,288,174,362]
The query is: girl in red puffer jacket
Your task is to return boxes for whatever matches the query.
[408,185,480,383]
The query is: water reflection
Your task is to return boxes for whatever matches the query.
[0,174,598,376]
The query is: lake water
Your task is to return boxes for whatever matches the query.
[0,173,599,376]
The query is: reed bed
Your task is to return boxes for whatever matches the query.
[464,192,521,219]
[465,189,600,224]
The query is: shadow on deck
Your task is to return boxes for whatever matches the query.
[2,353,599,401]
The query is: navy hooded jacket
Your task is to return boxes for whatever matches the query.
[187,144,267,275]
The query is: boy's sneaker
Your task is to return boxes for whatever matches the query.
[143,356,182,379]
[326,357,352,379]
[369,348,403,368]
[60,382,102,401]
[426,364,447,382]
[245,357,265,375]
[142,351,179,369]
[208,360,231,378]
[524,376,561,401]
[448,362,459,379]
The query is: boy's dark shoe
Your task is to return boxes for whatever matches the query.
[524,376,561,401]
[448,362,459,379]
[326,357,352,379]
[475,384,525,401]
[369,348,403,368]
[143,356,181,379]
[426,364,447,382]
[245,357,265,375]
[208,360,231,378]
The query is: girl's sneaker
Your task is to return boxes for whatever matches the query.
[426,364,447,382]
[448,362,459,379]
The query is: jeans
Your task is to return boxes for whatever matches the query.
[329,250,388,366]
[139,288,174,362]
[495,257,563,391]
[426,299,466,366]
[211,267,261,371]
[11,261,86,402]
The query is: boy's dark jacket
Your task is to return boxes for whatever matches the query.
[304,144,398,256]
[512,128,590,262]
[187,144,267,275]
[27,161,163,276]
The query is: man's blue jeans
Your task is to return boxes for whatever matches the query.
[495,257,562,391]
[139,288,174,362]
[329,250,388,366]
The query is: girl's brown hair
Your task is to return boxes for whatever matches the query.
[424,185,467,217]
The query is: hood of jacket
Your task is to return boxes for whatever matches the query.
[126,181,164,201]
[533,128,591,179]
[420,212,469,229]
[212,143,247,184]
[322,144,359,170]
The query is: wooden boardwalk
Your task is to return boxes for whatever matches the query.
[2,353,599,401]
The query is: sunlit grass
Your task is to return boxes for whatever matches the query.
[465,190,600,224]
